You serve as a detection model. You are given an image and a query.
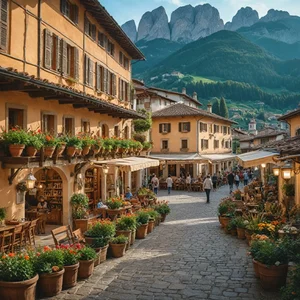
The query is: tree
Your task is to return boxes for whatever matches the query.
[133,109,152,133]
[219,97,229,118]
[212,98,220,115]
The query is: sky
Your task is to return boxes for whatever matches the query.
[100,0,300,26]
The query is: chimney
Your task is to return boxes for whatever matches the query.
[182,87,186,94]
[207,103,212,113]
[193,92,197,100]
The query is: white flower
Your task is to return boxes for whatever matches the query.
[275,261,280,266]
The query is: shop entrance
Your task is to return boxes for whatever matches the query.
[85,168,101,208]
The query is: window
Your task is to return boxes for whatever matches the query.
[60,0,78,24]
[225,141,229,148]
[214,140,219,149]
[84,17,96,40]
[201,139,209,150]
[223,126,227,135]
[0,0,8,51]
[81,120,90,133]
[42,113,56,134]
[119,79,129,101]
[107,40,115,56]
[179,122,190,132]
[84,55,94,86]
[114,125,119,137]
[162,140,168,150]
[296,128,300,136]
[228,127,231,134]
[119,51,124,65]
[181,139,188,149]
[119,51,130,70]
[109,72,117,96]
[124,57,129,70]
[8,108,25,129]
[261,137,270,144]
[159,123,171,134]
[214,125,220,133]
[101,124,109,138]
[200,122,207,132]
[98,32,106,48]
[63,116,74,135]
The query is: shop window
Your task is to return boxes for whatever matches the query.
[84,17,96,40]
[63,116,74,135]
[179,122,190,133]
[42,113,56,134]
[82,120,90,133]
[8,108,25,129]
[60,0,78,24]
[214,140,219,149]
[0,0,8,52]
[114,125,119,137]
[159,123,171,134]
[162,140,169,150]
[201,139,209,150]
[181,139,188,149]
[101,124,109,138]
[200,122,207,132]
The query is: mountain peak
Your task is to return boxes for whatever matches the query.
[121,20,137,43]
[260,9,290,22]
[225,7,259,31]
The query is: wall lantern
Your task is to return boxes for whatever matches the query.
[281,163,292,180]
[25,171,37,190]
[261,163,266,168]
[102,165,109,175]
[272,166,280,177]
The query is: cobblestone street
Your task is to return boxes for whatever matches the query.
[52,186,280,300]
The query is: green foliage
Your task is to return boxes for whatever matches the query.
[116,215,137,231]
[2,128,29,145]
[219,97,229,118]
[65,136,82,149]
[133,133,146,143]
[218,199,236,217]
[280,265,300,300]
[91,238,109,248]
[257,111,266,121]
[154,202,171,215]
[57,246,80,266]
[26,132,44,149]
[135,211,150,225]
[282,237,300,264]
[133,110,152,133]
[34,248,64,274]
[85,220,116,238]
[0,207,6,221]
[78,246,97,260]
[147,209,160,221]
[283,183,295,197]
[70,193,89,220]
[110,235,128,244]
[234,216,246,229]
[106,197,123,209]
[212,98,220,115]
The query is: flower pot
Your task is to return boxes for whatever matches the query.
[136,223,148,239]
[116,230,131,250]
[245,230,253,246]
[237,228,246,239]
[78,259,94,279]
[0,274,39,300]
[147,220,155,234]
[258,262,288,290]
[76,148,82,156]
[56,144,66,156]
[94,248,101,267]
[82,146,91,156]
[109,243,126,258]
[230,229,237,236]
[74,219,90,233]
[100,244,109,263]
[161,213,167,223]
[66,146,76,157]
[130,230,136,245]
[219,216,231,229]
[155,217,161,226]
[252,259,260,278]
[92,145,101,155]
[106,209,121,221]
[38,268,64,297]
[63,263,79,289]
[44,146,56,158]
[84,236,97,247]
[26,146,37,157]
[9,144,25,157]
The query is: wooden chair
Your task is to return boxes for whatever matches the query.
[37,212,47,234]
[21,222,31,246]
[0,228,15,253]
[72,228,85,244]
[27,219,39,246]
[11,224,23,252]
[51,225,73,246]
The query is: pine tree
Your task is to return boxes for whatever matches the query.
[219,97,229,118]
[212,98,220,115]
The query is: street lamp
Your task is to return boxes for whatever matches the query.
[25,171,37,189]
[272,166,280,176]
[261,163,266,168]
[281,163,292,180]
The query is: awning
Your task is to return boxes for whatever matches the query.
[148,153,207,164]
[201,154,236,163]
[93,157,160,172]
[237,150,279,168]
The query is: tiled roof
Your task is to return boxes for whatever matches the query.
[278,107,300,121]
[152,103,237,124]
[239,129,286,142]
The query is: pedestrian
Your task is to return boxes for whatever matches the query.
[166,175,173,195]
[212,173,218,191]
[243,170,249,186]
[203,175,213,203]
[235,173,240,189]
[186,173,191,192]
[227,171,234,194]
[151,175,159,195]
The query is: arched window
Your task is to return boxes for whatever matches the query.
[124,125,129,139]
[101,124,109,138]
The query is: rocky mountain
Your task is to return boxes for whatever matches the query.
[121,20,137,43]
[260,9,290,22]
[225,7,259,31]
[137,6,170,41]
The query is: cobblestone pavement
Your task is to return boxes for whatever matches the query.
[50,186,280,300]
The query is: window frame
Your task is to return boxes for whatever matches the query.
[81,119,91,134]
[161,139,169,150]
[179,122,191,133]
[181,139,188,149]
[159,123,171,134]
[200,122,207,132]
[41,111,57,134]
[60,0,79,25]
[6,103,27,130]
[63,115,75,135]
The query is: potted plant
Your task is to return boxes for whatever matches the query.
[234,216,246,239]
[106,197,124,221]
[142,141,152,151]
[0,252,38,300]
[79,134,95,156]
[65,136,82,157]
[0,207,6,226]
[57,244,80,289]
[34,246,65,297]
[90,238,109,266]
[135,211,149,239]
[55,135,67,156]
[2,128,29,157]
[227,218,237,236]
[280,265,300,300]
[109,235,128,258]
[154,201,171,222]
[77,245,97,279]
[26,130,44,157]
[146,209,159,234]
[43,134,58,158]
[70,193,89,232]
[244,213,265,246]
[115,215,136,250]
[217,199,236,228]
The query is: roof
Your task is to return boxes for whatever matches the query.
[152,103,237,124]
[278,107,300,121]
[237,150,279,168]
[81,1,144,60]
[149,153,206,163]
[201,154,236,162]
[239,129,286,142]
[232,128,248,135]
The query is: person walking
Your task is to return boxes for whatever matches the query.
[235,173,240,189]
[166,175,173,195]
[227,171,234,194]
[243,170,249,186]
[203,175,213,203]
[151,175,159,195]
[212,173,218,191]
[186,173,191,192]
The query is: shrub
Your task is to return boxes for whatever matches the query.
[280,265,300,300]
[2,128,29,145]
[85,219,116,239]
[106,197,123,209]
[136,211,149,225]
[66,136,82,149]
[218,199,236,217]
[56,245,80,266]
[77,246,97,261]
[70,193,89,219]
[110,235,128,244]
[154,201,171,215]
[116,214,137,231]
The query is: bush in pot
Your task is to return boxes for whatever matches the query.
[71,193,89,231]
[65,136,82,157]
[43,134,58,158]
[227,218,237,236]
[116,215,137,249]
[2,128,29,157]
[26,130,44,157]
[77,245,97,279]
[280,265,300,300]
[0,252,38,300]
[234,216,246,239]
[217,199,236,228]
[144,209,159,233]
[154,201,171,222]
[109,235,128,258]
[135,211,149,239]
[106,197,124,220]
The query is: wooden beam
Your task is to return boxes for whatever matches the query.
[28,92,57,98]
[0,82,25,91]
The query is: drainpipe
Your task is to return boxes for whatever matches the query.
[37,0,41,78]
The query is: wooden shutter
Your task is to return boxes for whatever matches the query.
[187,122,191,132]
[103,68,107,93]
[119,51,123,64]
[44,28,52,69]
[122,81,126,101]
[84,16,89,35]
[168,123,171,133]
[60,0,66,14]
[56,36,61,72]
[126,83,130,102]
[84,55,89,84]
[112,74,116,96]
[91,24,96,40]
[95,62,99,90]
[118,78,121,100]
[73,5,79,24]
[108,71,112,94]
[61,39,67,75]
[159,124,162,133]
[74,47,79,79]
[0,0,8,51]
[179,123,182,132]
[89,58,93,86]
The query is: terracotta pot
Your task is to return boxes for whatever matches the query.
[252,259,260,278]
[26,146,37,157]
[38,268,64,297]
[109,243,126,258]
[257,262,288,290]
[0,274,39,300]
[56,144,66,156]
[84,236,97,247]
[155,217,161,226]
[136,224,148,239]
[230,229,237,236]
[219,216,231,229]
[76,148,82,156]
[161,214,167,223]
[236,228,246,239]
[66,146,76,157]
[63,263,79,289]
[147,220,155,234]
[130,230,136,245]
[94,248,101,267]
[9,144,25,157]
[245,230,253,246]
[116,230,131,250]
[100,244,109,263]
[106,209,121,221]
[78,260,94,279]
[44,146,56,158]
[92,145,101,155]
[82,146,91,156]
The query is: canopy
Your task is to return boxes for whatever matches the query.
[148,153,207,164]
[237,150,279,168]
[201,154,236,163]
[94,157,160,172]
